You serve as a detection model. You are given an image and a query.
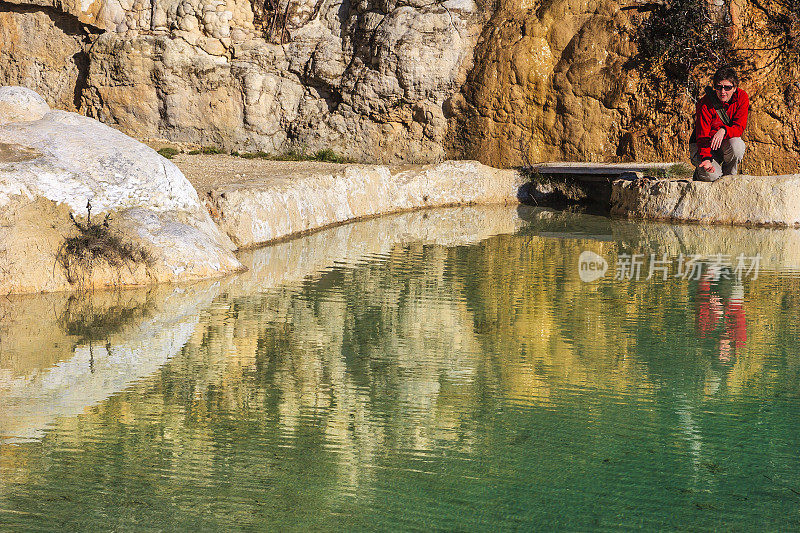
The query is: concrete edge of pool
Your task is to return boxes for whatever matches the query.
[189,159,528,249]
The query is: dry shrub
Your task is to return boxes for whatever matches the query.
[56,202,152,287]
[626,0,738,93]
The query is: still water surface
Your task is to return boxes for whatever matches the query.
[1,206,799,531]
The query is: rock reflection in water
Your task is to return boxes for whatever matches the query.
[0,282,223,442]
[0,206,526,446]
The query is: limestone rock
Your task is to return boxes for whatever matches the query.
[448,0,800,173]
[0,86,51,125]
[0,7,89,113]
[200,159,527,248]
[450,0,636,166]
[0,0,488,163]
[610,176,800,226]
[0,90,243,294]
[5,0,800,170]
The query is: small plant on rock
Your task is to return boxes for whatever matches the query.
[666,162,695,179]
[312,148,350,163]
[57,201,152,287]
[188,146,223,155]
[233,147,352,163]
[157,147,181,159]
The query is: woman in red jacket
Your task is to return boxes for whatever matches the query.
[689,66,749,182]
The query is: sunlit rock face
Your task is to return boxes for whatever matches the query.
[0,86,242,294]
[448,0,637,166]
[0,87,51,125]
[4,0,800,169]
[0,0,488,163]
[449,0,800,173]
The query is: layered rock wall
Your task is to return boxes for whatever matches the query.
[3,0,800,170]
[448,0,637,166]
[449,0,800,173]
[0,1,93,112]
[2,0,488,162]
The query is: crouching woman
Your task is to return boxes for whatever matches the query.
[690,66,749,181]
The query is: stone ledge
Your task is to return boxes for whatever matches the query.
[611,175,800,226]
[192,160,528,248]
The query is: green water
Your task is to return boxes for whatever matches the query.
[1,206,800,531]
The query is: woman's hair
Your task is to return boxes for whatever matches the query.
[713,66,739,86]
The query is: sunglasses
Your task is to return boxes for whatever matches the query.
[715,84,735,91]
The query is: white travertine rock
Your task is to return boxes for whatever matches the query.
[0,86,51,126]
[1,111,206,213]
[202,160,527,248]
[611,176,800,226]
[0,94,243,294]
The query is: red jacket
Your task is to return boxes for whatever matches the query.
[692,87,749,160]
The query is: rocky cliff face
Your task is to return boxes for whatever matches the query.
[450,0,800,173]
[1,0,488,162]
[448,0,637,166]
[2,0,800,170]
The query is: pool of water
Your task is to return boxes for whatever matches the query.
[1,205,799,531]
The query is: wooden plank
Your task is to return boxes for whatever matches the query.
[534,173,621,182]
[531,162,680,175]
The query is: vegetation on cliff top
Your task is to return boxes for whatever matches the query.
[629,0,800,93]
[627,0,735,92]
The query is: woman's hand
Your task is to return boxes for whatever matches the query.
[711,128,726,150]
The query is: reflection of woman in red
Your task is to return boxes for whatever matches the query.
[696,274,746,361]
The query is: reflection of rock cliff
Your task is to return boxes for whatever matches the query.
[4,207,800,528]
[0,205,524,444]
[0,282,222,442]
[5,205,798,446]
[4,0,800,169]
